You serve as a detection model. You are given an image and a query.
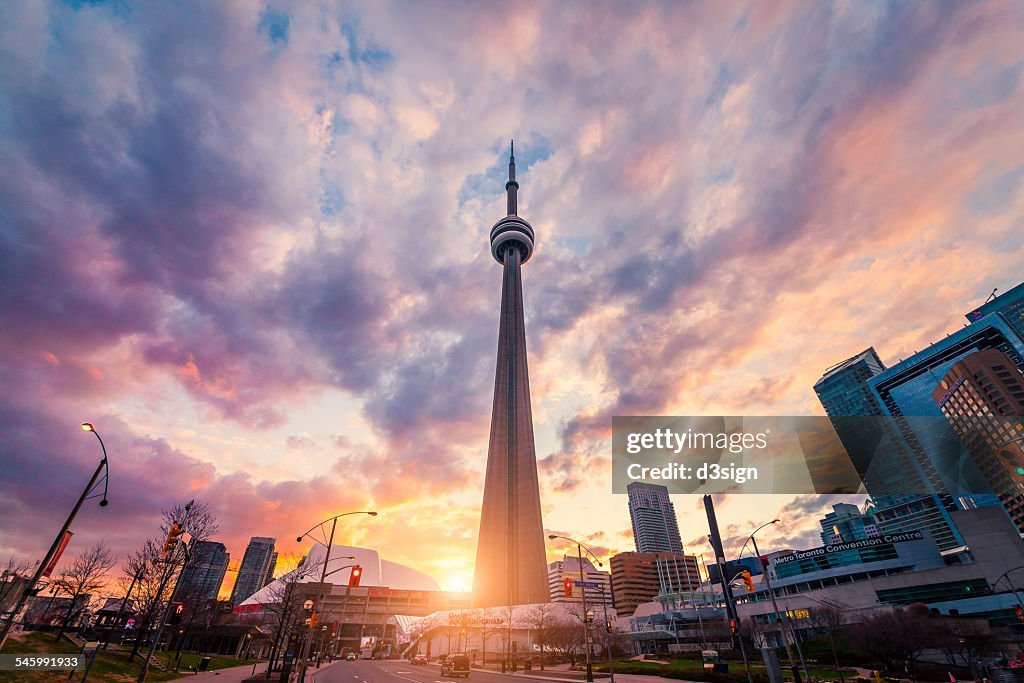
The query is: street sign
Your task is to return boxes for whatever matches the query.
[575,581,602,589]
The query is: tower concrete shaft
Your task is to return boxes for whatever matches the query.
[473,143,548,607]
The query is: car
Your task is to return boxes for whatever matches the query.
[441,653,470,678]
[411,654,428,665]
[345,652,357,661]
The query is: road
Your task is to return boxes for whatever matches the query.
[315,659,517,683]
[313,659,669,683]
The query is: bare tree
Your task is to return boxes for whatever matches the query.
[524,603,558,669]
[498,604,522,666]
[257,557,320,678]
[738,616,768,651]
[936,617,989,668]
[462,609,496,665]
[808,604,846,676]
[546,618,584,666]
[703,617,734,652]
[125,500,219,660]
[52,541,115,642]
[850,606,942,675]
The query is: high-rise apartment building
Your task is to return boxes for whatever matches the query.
[627,482,683,553]
[932,348,1024,531]
[262,551,278,588]
[177,541,229,605]
[230,537,276,605]
[547,555,612,606]
[610,552,700,616]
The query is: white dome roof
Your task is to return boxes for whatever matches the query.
[238,544,439,607]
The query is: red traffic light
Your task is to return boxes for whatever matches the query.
[348,565,363,588]
[162,522,184,558]
[1015,605,1024,623]
[563,578,573,598]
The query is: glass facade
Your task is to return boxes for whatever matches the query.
[875,578,989,605]
[814,349,960,549]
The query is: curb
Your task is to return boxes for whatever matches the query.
[309,659,342,681]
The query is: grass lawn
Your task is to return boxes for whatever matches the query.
[595,657,857,683]
[1,631,262,681]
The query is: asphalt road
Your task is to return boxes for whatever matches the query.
[314,659,651,683]
[316,659,498,683]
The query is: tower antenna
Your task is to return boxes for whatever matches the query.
[506,140,518,216]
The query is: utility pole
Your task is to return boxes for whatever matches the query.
[137,501,194,682]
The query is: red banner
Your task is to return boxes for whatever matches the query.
[42,531,73,578]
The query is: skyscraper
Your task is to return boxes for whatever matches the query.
[626,482,683,553]
[262,551,278,588]
[818,503,879,545]
[966,282,1024,341]
[230,536,276,605]
[816,285,1024,550]
[177,541,229,605]
[932,348,1024,531]
[609,551,700,617]
[813,349,957,549]
[473,143,549,607]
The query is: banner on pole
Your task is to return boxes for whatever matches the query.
[42,531,73,578]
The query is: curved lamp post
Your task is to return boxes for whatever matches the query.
[0,423,111,650]
[548,534,611,683]
[738,519,810,683]
[991,566,1024,611]
[295,511,376,682]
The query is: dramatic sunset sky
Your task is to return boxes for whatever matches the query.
[2,1,1023,597]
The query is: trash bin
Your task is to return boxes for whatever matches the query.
[524,659,532,671]
[714,662,729,674]
[198,656,211,672]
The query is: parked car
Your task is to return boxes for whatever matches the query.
[441,653,470,677]
[411,654,428,665]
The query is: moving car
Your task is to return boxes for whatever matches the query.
[345,652,357,661]
[441,653,470,677]
[411,654,428,665]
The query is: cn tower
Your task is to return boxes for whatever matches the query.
[473,142,549,607]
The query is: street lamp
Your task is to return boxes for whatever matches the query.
[549,534,610,683]
[0,423,111,650]
[991,566,1024,611]
[739,520,810,683]
[294,511,377,683]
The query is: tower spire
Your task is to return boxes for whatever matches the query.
[506,140,519,216]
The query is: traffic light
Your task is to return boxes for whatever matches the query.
[605,620,613,633]
[563,578,573,598]
[739,571,754,593]
[162,522,184,557]
[1014,605,1024,624]
[729,618,737,634]
[348,565,362,588]
[169,602,185,625]
[310,613,319,629]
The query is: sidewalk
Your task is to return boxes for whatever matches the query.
[471,662,612,682]
[176,661,266,681]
